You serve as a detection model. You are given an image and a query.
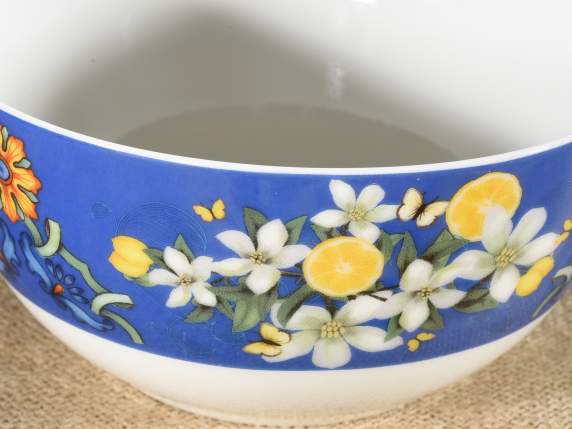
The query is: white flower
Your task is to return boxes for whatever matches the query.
[148,247,217,308]
[213,219,311,295]
[265,297,403,369]
[452,206,559,303]
[311,179,398,243]
[374,259,465,332]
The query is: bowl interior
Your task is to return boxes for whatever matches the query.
[3,0,572,167]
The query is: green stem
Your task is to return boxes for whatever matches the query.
[23,216,42,246]
[59,246,107,295]
[532,283,565,319]
[281,271,302,277]
[100,309,143,344]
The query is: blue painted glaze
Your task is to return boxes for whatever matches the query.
[0,108,571,371]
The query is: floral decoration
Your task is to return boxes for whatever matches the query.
[110,170,572,369]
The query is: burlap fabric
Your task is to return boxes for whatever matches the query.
[1,282,571,429]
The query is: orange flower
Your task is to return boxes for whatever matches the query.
[0,126,41,223]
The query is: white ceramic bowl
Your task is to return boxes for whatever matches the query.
[2,0,572,425]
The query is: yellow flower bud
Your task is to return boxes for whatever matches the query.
[564,219,572,232]
[109,236,153,278]
[556,232,570,245]
[515,271,544,297]
[416,332,436,342]
[407,339,420,352]
[531,256,555,277]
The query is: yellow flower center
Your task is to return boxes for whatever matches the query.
[348,206,366,221]
[177,275,194,287]
[320,321,345,338]
[249,251,266,265]
[417,287,434,299]
[496,247,518,268]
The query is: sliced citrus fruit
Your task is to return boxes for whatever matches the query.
[303,236,384,297]
[446,172,522,241]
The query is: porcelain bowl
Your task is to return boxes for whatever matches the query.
[2,0,572,425]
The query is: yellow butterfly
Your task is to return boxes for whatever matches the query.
[397,188,448,228]
[192,199,226,222]
[242,323,291,358]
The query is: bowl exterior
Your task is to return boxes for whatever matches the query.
[1,108,571,422]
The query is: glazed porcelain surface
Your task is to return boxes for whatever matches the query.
[2,0,572,425]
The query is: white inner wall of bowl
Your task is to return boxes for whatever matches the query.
[3,0,572,167]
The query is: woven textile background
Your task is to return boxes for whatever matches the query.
[1,282,571,429]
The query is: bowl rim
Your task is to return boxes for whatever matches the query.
[2,103,571,176]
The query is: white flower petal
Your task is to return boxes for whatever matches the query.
[312,337,352,369]
[452,250,496,280]
[271,245,311,269]
[271,301,330,330]
[508,207,547,250]
[335,296,383,327]
[274,304,331,330]
[245,264,281,294]
[163,247,193,277]
[348,220,380,243]
[212,258,254,277]
[514,233,559,266]
[429,288,466,309]
[356,184,385,211]
[400,259,433,292]
[329,179,356,211]
[257,219,288,258]
[216,230,255,257]
[343,326,403,352]
[364,204,398,223]
[190,256,213,282]
[375,292,412,320]
[311,210,349,228]
[399,297,430,332]
[148,268,180,286]
[482,206,512,255]
[489,264,520,303]
[166,286,192,308]
[429,264,461,289]
[263,331,321,363]
[190,282,217,307]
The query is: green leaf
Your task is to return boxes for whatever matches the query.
[454,288,498,313]
[378,231,402,262]
[311,224,341,242]
[233,296,263,332]
[256,287,279,319]
[244,208,268,243]
[143,248,169,270]
[14,158,31,169]
[185,306,214,323]
[397,232,417,274]
[285,216,307,245]
[210,283,252,302]
[126,273,155,287]
[217,297,235,320]
[174,234,194,260]
[277,285,316,326]
[385,315,404,341]
[423,229,468,268]
[420,302,445,330]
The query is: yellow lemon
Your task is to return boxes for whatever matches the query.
[109,236,153,278]
[303,237,384,297]
[531,256,555,277]
[446,172,522,241]
[564,219,572,232]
